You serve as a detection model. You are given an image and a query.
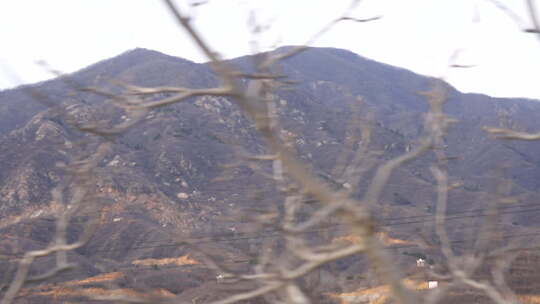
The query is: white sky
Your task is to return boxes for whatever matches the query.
[0,0,539,99]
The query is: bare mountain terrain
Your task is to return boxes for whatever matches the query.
[2,47,540,303]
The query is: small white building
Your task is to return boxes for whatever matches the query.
[216,274,225,283]
[428,281,438,289]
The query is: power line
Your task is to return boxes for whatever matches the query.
[86,205,540,251]
[1,205,539,262]
[7,200,537,251]
[11,230,540,281]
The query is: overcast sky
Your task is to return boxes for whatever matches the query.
[1,0,539,99]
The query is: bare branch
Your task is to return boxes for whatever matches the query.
[526,0,540,39]
[483,126,540,140]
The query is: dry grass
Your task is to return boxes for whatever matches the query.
[63,272,123,286]
[334,232,414,246]
[520,295,540,304]
[132,254,198,266]
[24,271,174,301]
[328,278,429,304]
[20,272,123,298]
[33,286,175,300]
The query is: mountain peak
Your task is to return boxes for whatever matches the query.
[271,45,363,59]
[122,47,170,58]
[112,48,195,65]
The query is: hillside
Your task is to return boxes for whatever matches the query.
[1,46,540,303]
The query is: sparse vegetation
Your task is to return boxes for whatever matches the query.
[2,1,540,304]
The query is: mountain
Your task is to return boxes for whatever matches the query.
[2,46,540,303]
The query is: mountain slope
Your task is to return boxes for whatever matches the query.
[1,46,540,302]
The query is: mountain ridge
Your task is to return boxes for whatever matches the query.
[2,46,540,303]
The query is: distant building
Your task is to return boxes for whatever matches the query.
[428,281,438,289]
[416,258,426,267]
